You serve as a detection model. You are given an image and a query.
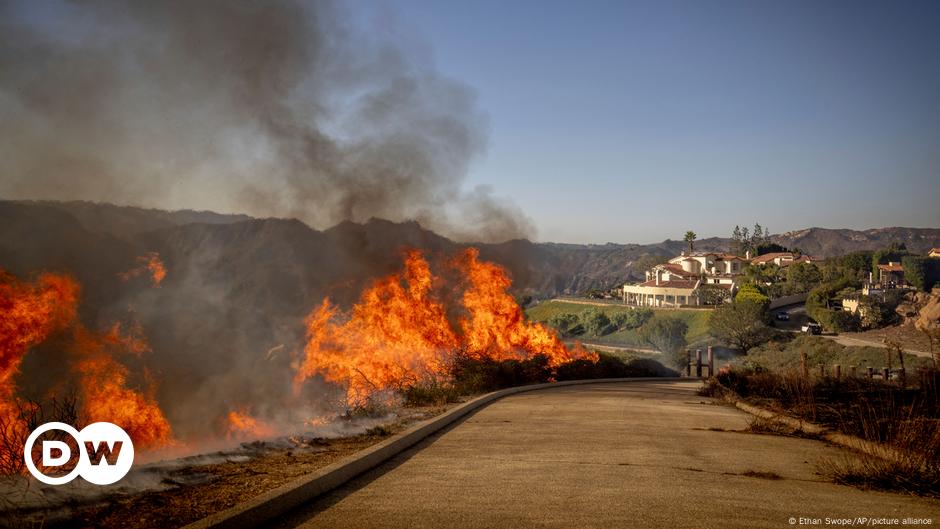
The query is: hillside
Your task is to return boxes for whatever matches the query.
[1,199,938,437]
[771,227,940,257]
[4,201,939,300]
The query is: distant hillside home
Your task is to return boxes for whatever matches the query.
[930,248,940,258]
[622,252,745,307]
[749,252,817,267]
[876,261,905,287]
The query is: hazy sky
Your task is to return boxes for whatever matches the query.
[382,0,940,243]
[3,1,939,245]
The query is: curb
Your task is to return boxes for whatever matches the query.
[182,377,681,529]
[733,400,905,463]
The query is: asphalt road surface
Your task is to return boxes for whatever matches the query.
[274,380,940,529]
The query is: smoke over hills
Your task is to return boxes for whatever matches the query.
[0,0,532,243]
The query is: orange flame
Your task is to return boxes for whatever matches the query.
[119,252,166,286]
[72,326,174,450]
[226,408,274,439]
[295,249,592,405]
[458,248,577,364]
[0,270,79,443]
[295,250,459,405]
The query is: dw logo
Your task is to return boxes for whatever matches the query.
[23,422,134,485]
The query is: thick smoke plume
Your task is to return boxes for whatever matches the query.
[0,0,532,242]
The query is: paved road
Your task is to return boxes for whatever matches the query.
[275,380,940,529]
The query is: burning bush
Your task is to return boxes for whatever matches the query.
[0,268,174,472]
[295,248,595,407]
[0,270,79,474]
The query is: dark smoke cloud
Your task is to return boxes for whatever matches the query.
[0,0,533,242]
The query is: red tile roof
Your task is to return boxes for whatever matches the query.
[750,252,793,264]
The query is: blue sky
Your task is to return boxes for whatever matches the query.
[379,0,940,243]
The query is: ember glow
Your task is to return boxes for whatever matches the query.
[226,409,274,440]
[295,248,592,405]
[120,252,167,287]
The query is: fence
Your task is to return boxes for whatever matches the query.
[684,346,715,378]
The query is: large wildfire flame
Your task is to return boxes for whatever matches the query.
[2,247,595,464]
[0,268,173,467]
[72,326,174,450]
[0,270,79,466]
[295,248,591,405]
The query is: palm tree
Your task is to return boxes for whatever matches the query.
[684,230,697,254]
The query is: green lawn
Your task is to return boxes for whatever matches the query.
[525,300,713,348]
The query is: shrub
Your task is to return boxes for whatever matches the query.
[403,381,463,407]
[580,309,612,336]
[449,352,553,393]
[555,353,677,380]
[735,284,770,305]
[547,312,580,336]
[638,316,688,368]
[610,308,654,330]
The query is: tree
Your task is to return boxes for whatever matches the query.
[610,308,653,330]
[548,313,580,336]
[857,295,890,329]
[684,230,697,254]
[639,316,688,367]
[903,256,940,292]
[731,225,743,255]
[787,262,822,292]
[697,284,729,305]
[580,308,611,336]
[755,242,788,256]
[871,244,910,276]
[708,300,773,354]
[734,283,770,306]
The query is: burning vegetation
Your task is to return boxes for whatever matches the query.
[0,268,175,474]
[0,270,79,475]
[71,326,174,450]
[0,246,617,481]
[295,248,593,406]
[225,409,275,440]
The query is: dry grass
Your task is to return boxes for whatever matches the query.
[820,415,940,497]
[702,366,940,496]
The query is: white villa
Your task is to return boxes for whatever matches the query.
[749,252,817,267]
[622,252,747,307]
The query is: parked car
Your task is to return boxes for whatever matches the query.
[801,323,821,335]
[775,312,790,321]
